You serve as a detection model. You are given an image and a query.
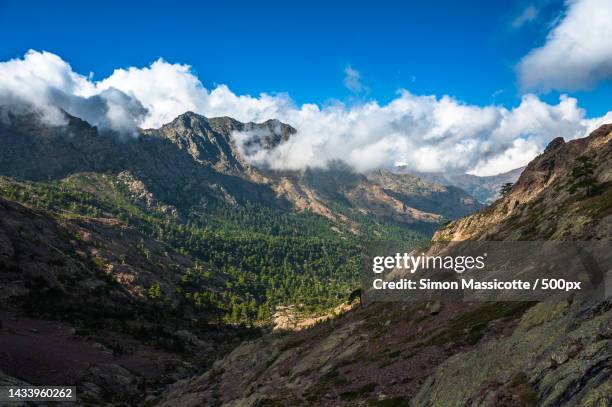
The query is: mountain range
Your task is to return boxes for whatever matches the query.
[0,108,609,405]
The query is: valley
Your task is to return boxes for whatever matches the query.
[0,109,609,405]
[0,110,486,403]
[154,122,611,406]
[2,2,612,405]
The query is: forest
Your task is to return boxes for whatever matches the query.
[0,173,429,324]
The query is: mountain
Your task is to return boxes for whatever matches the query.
[0,109,486,318]
[0,109,487,403]
[435,124,612,240]
[258,165,483,235]
[413,167,524,203]
[154,124,612,407]
[364,169,482,219]
[141,113,296,175]
[0,110,480,232]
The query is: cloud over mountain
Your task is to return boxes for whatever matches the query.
[0,50,610,176]
[0,50,147,134]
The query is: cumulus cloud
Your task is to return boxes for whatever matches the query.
[237,92,596,176]
[0,50,146,134]
[512,5,538,29]
[518,0,612,91]
[0,50,609,176]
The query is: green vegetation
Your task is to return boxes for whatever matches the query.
[147,283,163,299]
[576,182,612,219]
[0,173,428,324]
[499,182,514,197]
[569,156,602,197]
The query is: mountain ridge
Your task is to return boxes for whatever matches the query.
[435,123,612,241]
[0,110,482,232]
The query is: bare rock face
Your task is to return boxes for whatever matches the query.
[79,363,144,405]
[143,113,247,174]
[116,170,178,217]
[142,112,296,176]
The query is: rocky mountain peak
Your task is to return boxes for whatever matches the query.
[148,113,296,168]
[167,110,209,128]
[544,136,566,152]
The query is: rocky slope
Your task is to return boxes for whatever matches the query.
[142,113,296,175]
[0,195,256,404]
[263,165,482,233]
[153,124,612,407]
[365,169,482,219]
[435,124,612,241]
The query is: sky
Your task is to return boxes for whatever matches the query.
[1,0,611,175]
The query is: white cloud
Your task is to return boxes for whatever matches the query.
[0,50,610,176]
[518,0,612,91]
[238,92,597,176]
[512,5,538,29]
[343,66,365,94]
[0,50,146,134]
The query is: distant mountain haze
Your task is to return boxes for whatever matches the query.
[411,167,525,203]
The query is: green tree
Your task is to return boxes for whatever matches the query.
[499,182,513,197]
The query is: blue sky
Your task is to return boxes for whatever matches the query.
[1,0,607,117]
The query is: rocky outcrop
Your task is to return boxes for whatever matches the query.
[116,171,178,217]
[272,302,358,332]
[414,299,612,406]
